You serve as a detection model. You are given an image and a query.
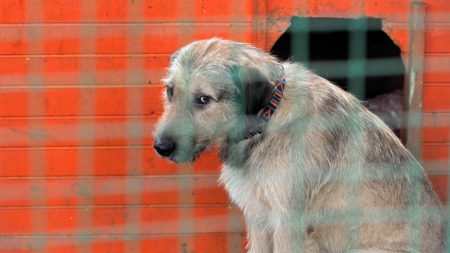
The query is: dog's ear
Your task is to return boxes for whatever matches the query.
[245,68,273,115]
[228,64,275,143]
[232,66,273,116]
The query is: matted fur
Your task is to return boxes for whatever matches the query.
[153,38,446,252]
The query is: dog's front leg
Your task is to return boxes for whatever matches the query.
[247,226,273,253]
[272,215,319,253]
[245,214,273,253]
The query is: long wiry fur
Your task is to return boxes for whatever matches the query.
[154,38,446,252]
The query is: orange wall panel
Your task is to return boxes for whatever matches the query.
[47,208,78,232]
[142,0,181,22]
[423,85,450,112]
[0,147,223,178]
[426,26,450,53]
[0,209,32,235]
[92,241,125,253]
[0,150,30,177]
[0,56,169,86]
[365,0,410,20]
[0,0,26,23]
[43,0,81,22]
[96,0,128,21]
[0,86,164,117]
[422,113,450,143]
[424,55,450,83]
[310,0,365,17]
[425,0,450,22]
[0,89,28,116]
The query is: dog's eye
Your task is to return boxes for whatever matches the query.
[196,95,211,105]
[166,86,174,99]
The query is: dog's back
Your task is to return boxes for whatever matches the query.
[266,63,447,252]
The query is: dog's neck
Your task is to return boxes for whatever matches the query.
[245,71,286,139]
[219,69,286,165]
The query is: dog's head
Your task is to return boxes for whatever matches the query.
[153,38,282,163]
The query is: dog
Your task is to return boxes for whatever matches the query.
[153,38,446,252]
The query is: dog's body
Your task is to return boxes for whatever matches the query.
[154,38,446,252]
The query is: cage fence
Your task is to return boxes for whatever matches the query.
[0,0,449,253]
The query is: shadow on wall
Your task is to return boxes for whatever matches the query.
[271,17,405,136]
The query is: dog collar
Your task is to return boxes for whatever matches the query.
[245,70,286,139]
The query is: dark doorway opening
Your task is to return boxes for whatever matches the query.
[271,17,405,136]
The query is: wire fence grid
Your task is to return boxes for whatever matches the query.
[0,0,449,252]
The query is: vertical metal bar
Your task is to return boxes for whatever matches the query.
[252,0,266,50]
[347,18,367,248]
[25,1,48,252]
[178,1,195,252]
[347,19,367,100]
[77,1,97,252]
[405,1,425,161]
[405,2,426,251]
[224,2,259,251]
[291,17,309,67]
[125,1,145,251]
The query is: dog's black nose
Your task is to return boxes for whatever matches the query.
[153,137,176,157]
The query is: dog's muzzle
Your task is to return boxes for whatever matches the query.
[153,137,176,158]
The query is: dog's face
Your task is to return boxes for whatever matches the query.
[153,39,279,163]
[153,40,238,163]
